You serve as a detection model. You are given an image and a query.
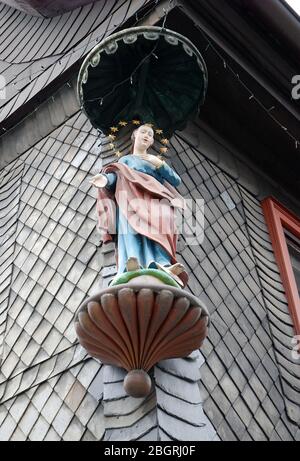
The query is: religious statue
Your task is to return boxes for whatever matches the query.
[75,26,209,398]
[89,123,188,287]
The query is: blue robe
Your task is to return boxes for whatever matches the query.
[103,155,181,275]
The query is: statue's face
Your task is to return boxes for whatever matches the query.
[133,125,154,151]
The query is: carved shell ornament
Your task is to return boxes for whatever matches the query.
[75,283,209,398]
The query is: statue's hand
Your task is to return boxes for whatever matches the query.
[139,153,164,169]
[89,173,108,188]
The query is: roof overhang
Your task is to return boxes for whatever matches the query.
[170,0,300,198]
[0,0,95,17]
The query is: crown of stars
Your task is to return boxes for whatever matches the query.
[160,147,168,154]
[108,120,170,158]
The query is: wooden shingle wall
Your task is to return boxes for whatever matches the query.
[0,0,148,125]
[0,95,299,441]
[0,159,24,362]
[0,113,107,440]
[100,127,300,440]
[169,134,300,441]
[241,188,300,427]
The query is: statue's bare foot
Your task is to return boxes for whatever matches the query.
[155,262,184,287]
[126,257,140,272]
[167,263,185,276]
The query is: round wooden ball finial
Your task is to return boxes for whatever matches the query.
[123,369,152,398]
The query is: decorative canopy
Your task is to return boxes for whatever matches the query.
[77,26,208,137]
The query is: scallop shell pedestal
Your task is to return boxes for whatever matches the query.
[74,274,210,398]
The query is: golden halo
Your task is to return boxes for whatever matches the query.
[108,119,170,158]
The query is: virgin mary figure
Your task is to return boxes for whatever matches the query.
[90,123,188,287]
